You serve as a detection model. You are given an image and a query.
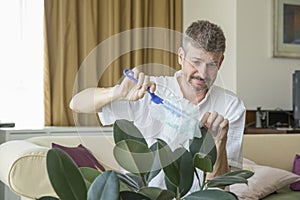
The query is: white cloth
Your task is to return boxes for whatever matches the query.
[98,70,245,190]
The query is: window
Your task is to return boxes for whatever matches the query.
[0,0,44,128]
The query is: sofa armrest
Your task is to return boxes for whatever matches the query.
[0,135,121,199]
[0,140,57,199]
[243,134,300,171]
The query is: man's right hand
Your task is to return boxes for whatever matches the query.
[115,68,156,101]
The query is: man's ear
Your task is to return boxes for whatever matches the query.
[178,47,185,65]
[218,55,225,70]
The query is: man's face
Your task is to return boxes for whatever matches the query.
[178,44,224,94]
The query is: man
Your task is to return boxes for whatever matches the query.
[70,20,245,187]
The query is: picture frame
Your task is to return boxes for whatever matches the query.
[273,0,300,58]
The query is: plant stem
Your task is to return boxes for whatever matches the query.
[176,187,181,200]
[141,174,147,187]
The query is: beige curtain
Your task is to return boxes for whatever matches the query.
[44,0,183,126]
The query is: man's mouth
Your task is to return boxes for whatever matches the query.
[191,76,206,82]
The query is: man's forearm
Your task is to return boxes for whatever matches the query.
[206,140,230,180]
[69,86,122,113]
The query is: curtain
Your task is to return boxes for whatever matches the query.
[44,0,183,126]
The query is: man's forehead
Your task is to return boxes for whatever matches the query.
[186,47,221,62]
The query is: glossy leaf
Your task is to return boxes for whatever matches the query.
[157,139,180,186]
[146,142,162,183]
[206,175,248,188]
[193,153,213,173]
[189,127,217,166]
[173,147,194,197]
[37,197,59,200]
[164,176,177,194]
[87,170,119,200]
[114,139,154,174]
[119,191,150,200]
[114,119,147,145]
[80,167,101,189]
[119,180,132,192]
[46,148,87,200]
[138,187,175,200]
[223,169,254,180]
[183,189,237,200]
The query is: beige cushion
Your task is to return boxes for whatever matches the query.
[230,158,300,199]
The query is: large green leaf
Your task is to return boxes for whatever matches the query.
[189,127,217,166]
[87,170,119,200]
[114,139,154,174]
[46,148,87,200]
[164,176,177,194]
[157,139,180,186]
[119,191,150,200]
[223,169,254,180]
[193,153,213,173]
[113,119,147,145]
[138,187,175,200]
[37,197,59,200]
[183,189,237,200]
[206,175,248,188]
[80,167,101,189]
[173,147,194,197]
[145,142,162,183]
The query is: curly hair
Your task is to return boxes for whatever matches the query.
[183,20,226,54]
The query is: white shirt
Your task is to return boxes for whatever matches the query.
[99,70,245,170]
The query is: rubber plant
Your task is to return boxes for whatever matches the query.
[39,119,253,200]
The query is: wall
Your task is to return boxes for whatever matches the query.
[184,0,300,110]
[237,0,299,110]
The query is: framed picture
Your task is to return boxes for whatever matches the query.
[274,0,300,58]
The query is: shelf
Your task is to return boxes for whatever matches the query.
[244,128,300,134]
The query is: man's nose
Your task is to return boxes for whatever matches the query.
[195,63,209,76]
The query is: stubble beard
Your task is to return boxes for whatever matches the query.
[180,73,208,97]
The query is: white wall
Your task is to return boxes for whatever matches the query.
[237,0,299,110]
[184,0,300,110]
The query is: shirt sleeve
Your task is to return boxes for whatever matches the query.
[98,100,132,125]
[98,95,152,126]
[225,97,246,169]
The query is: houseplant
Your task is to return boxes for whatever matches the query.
[39,119,253,200]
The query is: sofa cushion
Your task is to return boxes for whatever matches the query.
[52,143,105,171]
[290,154,300,190]
[230,158,300,200]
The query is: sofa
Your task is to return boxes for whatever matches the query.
[0,133,300,200]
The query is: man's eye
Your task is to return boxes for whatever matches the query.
[192,61,201,66]
[207,63,218,69]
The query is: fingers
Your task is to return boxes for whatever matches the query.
[201,111,229,137]
[201,111,220,130]
[137,73,156,93]
[125,69,156,100]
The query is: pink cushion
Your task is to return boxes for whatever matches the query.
[52,143,105,171]
[291,154,300,190]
